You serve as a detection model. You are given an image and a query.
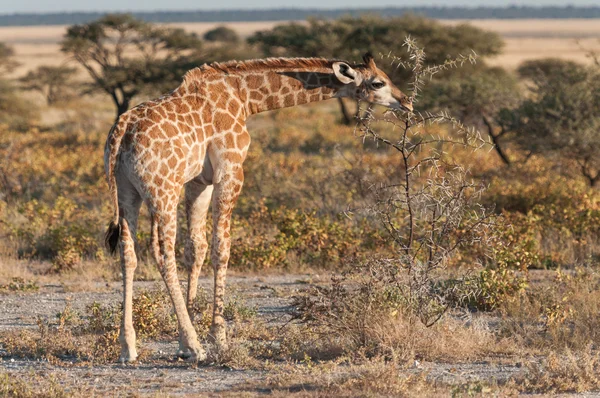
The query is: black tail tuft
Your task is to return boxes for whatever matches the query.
[105,221,121,255]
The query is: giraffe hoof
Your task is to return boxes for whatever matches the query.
[177,349,193,359]
[178,344,207,362]
[192,349,208,363]
[208,329,228,352]
[119,351,138,363]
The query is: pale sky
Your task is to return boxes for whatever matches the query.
[1,1,599,14]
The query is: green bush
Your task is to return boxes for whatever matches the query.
[5,197,103,272]
[0,80,37,131]
[230,201,382,270]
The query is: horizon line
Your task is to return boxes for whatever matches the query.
[1,4,599,17]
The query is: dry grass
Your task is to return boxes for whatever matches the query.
[246,359,439,397]
[0,257,114,293]
[2,269,600,395]
[500,267,600,354]
[0,371,71,398]
[522,347,600,394]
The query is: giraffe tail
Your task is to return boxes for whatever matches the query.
[104,118,127,255]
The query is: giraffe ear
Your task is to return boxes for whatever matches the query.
[362,52,376,69]
[332,62,360,85]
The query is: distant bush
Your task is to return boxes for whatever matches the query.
[484,161,600,269]
[203,26,240,43]
[0,42,18,75]
[6,197,103,272]
[229,201,382,270]
[19,65,79,105]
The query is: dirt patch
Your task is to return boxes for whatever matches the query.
[0,274,534,396]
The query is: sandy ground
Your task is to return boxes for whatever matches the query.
[0,274,531,396]
[0,19,599,78]
[0,275,297,395]
[0,276,297,395]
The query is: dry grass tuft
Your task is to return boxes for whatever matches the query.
[0,372,70,398]
[0,277,38,292]
[522,346,600,393]
[0,301,120,364]
[500,267,600,353]
[0,286,180,364]
[250,359,437,397]
[292,264,516,364]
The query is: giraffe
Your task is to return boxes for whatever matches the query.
[104,52,413,363]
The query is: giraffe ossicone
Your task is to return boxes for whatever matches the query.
[104,52,412,363]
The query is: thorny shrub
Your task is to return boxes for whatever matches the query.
[295,37,524,330]
[291,39,530,365]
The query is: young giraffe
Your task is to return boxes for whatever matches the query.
[104,53,413,363]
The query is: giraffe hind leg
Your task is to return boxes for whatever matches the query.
[209,166,244,352]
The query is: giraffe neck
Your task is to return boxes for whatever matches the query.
[182,58,348,118]
[239,67,343,115]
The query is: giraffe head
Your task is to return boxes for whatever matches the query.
[332,52,413,112]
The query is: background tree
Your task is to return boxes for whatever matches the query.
[19,65,78,105]
[502,58,600,186]
[203,26,240,44]
[61,14,203,119]
[0,43,36,130]
[248,15,504,124]
[0,42,18,76]
[418,66,521,165]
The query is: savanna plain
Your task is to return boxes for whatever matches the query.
[2,16,600,397]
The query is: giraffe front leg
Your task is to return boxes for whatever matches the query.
[178,182,213,358]
[184,182,213,317]
[151,210,206,363]
[209,167,244,352]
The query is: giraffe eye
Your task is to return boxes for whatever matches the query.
[372,81,386,89]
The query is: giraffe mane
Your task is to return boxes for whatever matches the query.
[183,57,361,83]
